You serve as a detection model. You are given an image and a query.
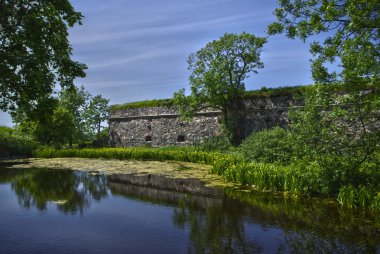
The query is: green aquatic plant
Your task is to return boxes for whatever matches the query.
[358,186,376,209]
[370,193,380,210]
[338,185,357,208]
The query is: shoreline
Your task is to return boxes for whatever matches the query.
[0,157,235,189]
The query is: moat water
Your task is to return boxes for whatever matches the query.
[0,167,379,254]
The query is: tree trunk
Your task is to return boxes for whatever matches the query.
[97,121,101,141]
[224,97,244,146]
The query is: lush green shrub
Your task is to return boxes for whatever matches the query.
[238,127,293,165]
[194,135,232,153]
[288,84,380,195]
[0,126,37,157]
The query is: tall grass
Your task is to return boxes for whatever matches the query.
[35,147,222,165]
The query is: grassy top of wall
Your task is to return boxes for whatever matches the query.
[109,82,373,111]
[110,98,174,111]
[109,85,308,112]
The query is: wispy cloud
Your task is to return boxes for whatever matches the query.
[69,0,317,104]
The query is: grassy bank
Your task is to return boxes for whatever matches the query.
[34,147,380,210]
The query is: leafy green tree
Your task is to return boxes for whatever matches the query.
[85,95,110,142]
[58,85,91,145]
[174,32,267,145]
[267,0,379,83]
[0,126,36,157]
[13,96,59,145]
[0,0,86,115]
[13,85,93,147]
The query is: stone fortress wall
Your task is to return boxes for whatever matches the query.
[109,94,295,147]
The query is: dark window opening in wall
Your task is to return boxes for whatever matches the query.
[145,136,152,142]
[177,135,185,142]
[265,118,272,128]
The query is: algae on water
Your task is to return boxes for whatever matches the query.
[2,158,234,188]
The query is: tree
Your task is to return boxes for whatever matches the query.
[267,0,379,83]
[85,95,110,142]
[174,32,267,145]
[58,85,91,146]
[13,85,92,147]
[0,0,86,115]
[266,1,380,194]
[49,106,76,146]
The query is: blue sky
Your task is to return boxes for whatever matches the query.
[1,0,324,126]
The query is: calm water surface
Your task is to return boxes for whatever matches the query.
[0,166,379,254]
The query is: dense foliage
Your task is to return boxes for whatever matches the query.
[194,135,232,153]
[237,81,379,203]
[85,95,110,141]
[238,127,293,165]
[14,86,109,147]
[0,0,86,116]
[0,126,36,157]
[289,84,380,194]
[267,0,379,83]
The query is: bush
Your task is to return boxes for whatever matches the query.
[238,127,293,165]
[288,84,380,194]
[194,135,231,153]
[0,126,37,157]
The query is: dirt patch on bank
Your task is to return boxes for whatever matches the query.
[1,158,234,188]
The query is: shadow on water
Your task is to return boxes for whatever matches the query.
[0,167,379,253]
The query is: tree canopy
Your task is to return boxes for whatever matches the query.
[0,0,86,114]
[174,32,266,145]
[267,0,379,83]
[14,85,109,147]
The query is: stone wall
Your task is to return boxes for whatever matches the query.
[109,94,295,147]
[241,94,294,137]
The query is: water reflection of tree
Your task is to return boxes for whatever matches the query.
[3,168,108,214]
[173,196,263,254]
[226,189,380,252]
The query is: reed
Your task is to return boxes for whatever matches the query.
[338,185,356,208]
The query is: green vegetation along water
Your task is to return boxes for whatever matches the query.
[0,163,379,253]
